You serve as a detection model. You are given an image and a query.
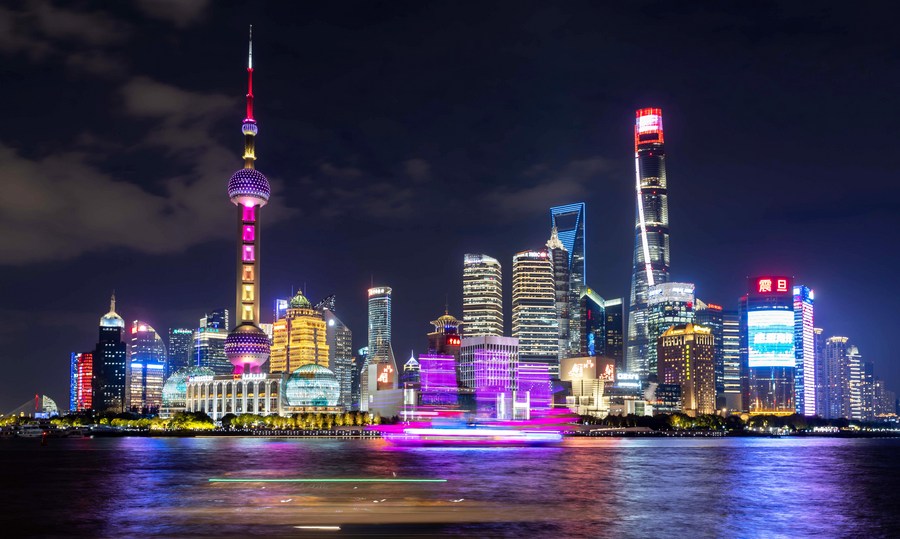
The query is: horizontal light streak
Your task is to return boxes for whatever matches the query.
[209,478,447,483]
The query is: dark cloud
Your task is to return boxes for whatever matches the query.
[134,0,211,27]
[403,158,432,183]
[483,157,615,218]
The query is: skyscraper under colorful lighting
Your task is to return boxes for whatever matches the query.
[793,285,816,415]
[225,27,271,375]
[627,108,671,376]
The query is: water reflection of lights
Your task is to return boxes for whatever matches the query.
[209,478,447,483]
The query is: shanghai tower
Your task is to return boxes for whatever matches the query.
[224,27,272,375]
[626,108,670,377]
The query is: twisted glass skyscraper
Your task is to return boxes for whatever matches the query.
[626,108,671,376]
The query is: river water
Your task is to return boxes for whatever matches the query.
[1,436,898,537]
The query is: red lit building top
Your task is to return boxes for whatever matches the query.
[635,107,664,150]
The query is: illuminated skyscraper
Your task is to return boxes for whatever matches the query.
[270,291,329,374]
[462,254,503,337]
[740,276,795,414]
[579,288,605,357]
[603,298,625,368]
[367,286,393,368]
[224,27,271,375]
[646,282,695,379]
[361,286,397,409]
[427,310,463,360]
[512,250,559,374]
[93,293,128,413]
[550,204,586,357]
[193,312,229,375]
[127,320,167,413]
[814,327,827,416]
[70,352,93,412]
[822,336,850,419]
[167,328,193,376]
[546,227,570,358]
[722,310,741,410]
[695,300,724,406]
[317,296,354,410]
[658,323,716,416]
[793,285,816,415]
[627,108,670,375]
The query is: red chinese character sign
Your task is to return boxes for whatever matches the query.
[750,276,792,297]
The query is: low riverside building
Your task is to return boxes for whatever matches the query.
[181,363,343,421]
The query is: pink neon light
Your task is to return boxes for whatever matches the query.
[243,245,255,262]
[243,225,255,242]
[242,205,256,222]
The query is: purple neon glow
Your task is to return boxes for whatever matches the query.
[242,225,255,242]
[242,245,255,262]
[225,327,270,373]
[517,362,552,409]
[370,411,571,446]
[242,205,256,222]
[418,354,458,406]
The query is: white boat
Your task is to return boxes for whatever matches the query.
[17,424,47,438]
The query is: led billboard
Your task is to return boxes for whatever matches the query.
[747,310,795,368]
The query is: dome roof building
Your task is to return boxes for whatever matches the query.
[284,363,340,408]
[100,293,125,328]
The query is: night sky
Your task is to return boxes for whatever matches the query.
[2,1,898,412]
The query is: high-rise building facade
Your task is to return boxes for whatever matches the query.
[317,297,353,410]
[93,294,128,413]
[627,108,671,375]
[547,227,570,359]
[512,250,559,374]
[658,323,716,416]
[193,312,230,375]
[127,320,167,413]
[224,29,271,376]
[361,287,397,409]
[603,298,625,369]
[814,327,827,416]
[874,378,897,417]
[462,254,503,337]
[856,360,875,421]
[550,203,586,357]
[695,301,724,408]
[270,292,330,374]
[646,282,695,379]
[740,276,795,414]
[367,287,393,365]
[793,285,816,415]
[721,310,741,410]
[822,336,850,419]
[167,328,193,375]
[579,288,605,358]
[427,311,463,360]
[70,352,93,412]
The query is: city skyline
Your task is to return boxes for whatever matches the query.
[1,2,899,412]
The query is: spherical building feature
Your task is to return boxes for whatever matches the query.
[162,366,215,408]
[242,121,258,136]
[284,364,340,407]
[225,323,270,374]
[227,168,270,207]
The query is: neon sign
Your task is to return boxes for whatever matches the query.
[753,276,791,295]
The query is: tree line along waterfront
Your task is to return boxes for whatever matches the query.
[3,411,899,437]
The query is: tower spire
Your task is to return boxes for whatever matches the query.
[241,24,258,168]
[110,290,116,313]
[246,24,254,122]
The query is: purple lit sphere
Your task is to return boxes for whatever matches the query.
[242,121,258,136]
[228,168,270,207]
[225,323,270,373]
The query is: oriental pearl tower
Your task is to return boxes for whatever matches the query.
[225,26,271,374]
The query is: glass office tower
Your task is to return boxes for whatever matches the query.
[462,254,503,337]
[550,203,586,357]
[627,108,671,376]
